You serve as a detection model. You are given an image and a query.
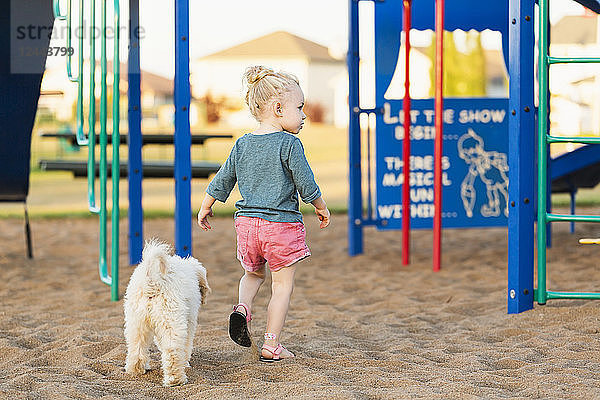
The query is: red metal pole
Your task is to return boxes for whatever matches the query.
[433,0,444,271]
[402,0,412,266]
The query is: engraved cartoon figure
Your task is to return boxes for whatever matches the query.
[457,129,509,218]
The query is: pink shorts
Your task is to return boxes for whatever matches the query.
[234,216,311,272]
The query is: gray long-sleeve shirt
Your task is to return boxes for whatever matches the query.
[206,131,321,223]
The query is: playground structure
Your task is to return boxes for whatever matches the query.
[48,0,210,301]
[0,0,217,301]
[348,0,600,313]
[348,0,511,262]
[3,0,600,309]
[507,0,600,313]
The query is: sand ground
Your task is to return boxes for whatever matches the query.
[2,211,600,399]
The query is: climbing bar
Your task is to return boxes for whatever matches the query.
[87,0,98,213]
[53,0,120,301]
[547,56,600,64]
[110,0,121,302]
[544,291,600,300]
[546,213,600,223]
[546,135,600,144]
[535,0,550,305]
[52,0,78,83]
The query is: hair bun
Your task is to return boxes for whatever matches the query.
[244,66,275,85]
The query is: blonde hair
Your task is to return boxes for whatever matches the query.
[243,66,299,121]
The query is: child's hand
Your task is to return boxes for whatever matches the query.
[197,207,214,231]
[315,207,330,229]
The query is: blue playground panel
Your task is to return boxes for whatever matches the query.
[373,0,509,231]
[376,99,509,229]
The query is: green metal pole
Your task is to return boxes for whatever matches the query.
[99,0,109,287]
[546,213,600,223]
[548,56,600,64]
[547,135,600,144]
[64,0,78,83]
[111,0,120,301]
[536,0,549,305]
[54,0,117,300]
[75,0,86,145]
[88,0,99,213]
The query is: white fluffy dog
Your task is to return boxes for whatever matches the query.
[124,240,210,386]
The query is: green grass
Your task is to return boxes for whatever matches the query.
[1,122,349,219]
[3,120,599,219]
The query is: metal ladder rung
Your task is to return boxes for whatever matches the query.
[547,56,600,64]
[546,213,600,223]
[547,135,600,145]
[545,291,600,300]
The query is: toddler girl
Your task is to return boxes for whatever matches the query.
[197,65,330,362]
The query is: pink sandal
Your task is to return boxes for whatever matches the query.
[229,303,252,347]
[259,333,295,363]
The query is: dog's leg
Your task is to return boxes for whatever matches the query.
[185,312,198,366]
[155,322,188,386]
[124,319,153,374]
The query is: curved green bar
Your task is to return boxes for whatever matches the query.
[74,0,86,145]
[53,0,119,301]
[88,0,99,213]
[64,0,78,84]
[52,0,66,19]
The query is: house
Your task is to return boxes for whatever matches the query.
[191,31,346,127]
[38,63,176,128]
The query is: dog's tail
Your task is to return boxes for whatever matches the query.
[141,239,171,296]
[195,264,211,305]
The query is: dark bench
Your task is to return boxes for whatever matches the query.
[39,131,231,179]
[39,131,233,146]
[39,160,221,179]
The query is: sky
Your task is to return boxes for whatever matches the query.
[47,0,587,78]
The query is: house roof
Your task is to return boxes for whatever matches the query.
[108,62,173,96]
[199,31,341,63]
[551,15,598,45]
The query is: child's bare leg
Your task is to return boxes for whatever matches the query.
[236,267,266,325]
[263,265,296,358]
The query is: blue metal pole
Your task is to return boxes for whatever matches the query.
[348,0,363,256]
[507,0,535,313]
[174,0,192,258]
[128,0,143,265]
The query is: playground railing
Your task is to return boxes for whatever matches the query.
[53,0,120,301]
[536,0,600,304]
